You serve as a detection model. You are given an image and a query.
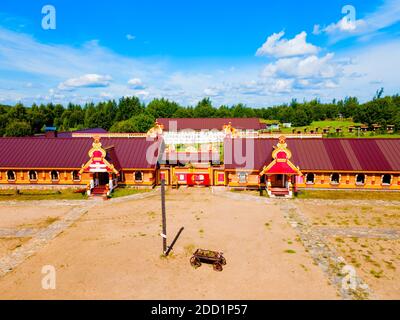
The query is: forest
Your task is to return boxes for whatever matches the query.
[1,89,400,136]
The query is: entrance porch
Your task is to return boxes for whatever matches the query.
[266,174,296,198]
[89,172,119,197]
[259,136,302,199]
[80,137,120,197]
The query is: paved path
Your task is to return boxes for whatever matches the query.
[0,189,160,279]
[0,228,39,238]
[280,201,373,300]
[0,204,95,277]
[212,188,374,300]
[314,226,400,240]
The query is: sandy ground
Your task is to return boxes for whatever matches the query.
[0,204,71,229]
[299,201,400,299]
[0,188,338,300]
[297,202,400,229]
[0,203,73,257]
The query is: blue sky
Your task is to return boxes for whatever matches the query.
[0,0,400,107]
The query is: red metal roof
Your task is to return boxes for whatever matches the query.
[224,138,400,172]
[57,128,108,138]
[157,118,263,131]
[35,128,108,138]
[0,137,160,169]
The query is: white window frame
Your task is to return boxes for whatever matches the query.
[51,170,60,182]
[381,174,392,186]
[72,171,81,182]
[306,173,315,185]
[355,174,366,186]
[330,173,341,185]
[7,170,16,182]
[238,172,248,184]
[134,171,144,183]
[29,170,38,182]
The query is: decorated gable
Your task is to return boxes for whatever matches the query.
[260,136,302,176]
[80,137,119,174]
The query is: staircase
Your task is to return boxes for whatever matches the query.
[91,186,108,197]
[270,187,290,197]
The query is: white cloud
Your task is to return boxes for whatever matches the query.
[324,17,362,34]
[315,0,400,42]
[261,53,342,80]
[270,79,294,93]
[100,92,114,99]
[312,24,322,35]
[135,90,149,97]
[1,24,400,107]
[256,31,320,58]
[58,74,112,90]
[128,78,146,90]
[126,34,136,41]
[204,87,221,97]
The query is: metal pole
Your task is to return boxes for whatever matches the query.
[165,227,184,257]
[161,179,167,255]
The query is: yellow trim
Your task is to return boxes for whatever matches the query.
[79,137,119,175]
[302,170,400,174]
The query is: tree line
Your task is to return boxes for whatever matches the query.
[1,91,400,137]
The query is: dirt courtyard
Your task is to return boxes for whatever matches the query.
[0,188,339,300]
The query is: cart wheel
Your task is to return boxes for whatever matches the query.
[190,257,201,268]
[213,263,223,272]
[220,257,227,265]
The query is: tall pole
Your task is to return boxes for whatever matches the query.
[161,179,167,255]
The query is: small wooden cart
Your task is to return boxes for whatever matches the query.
[190,249,227,272]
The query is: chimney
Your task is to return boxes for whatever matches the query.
[45,126,58,138]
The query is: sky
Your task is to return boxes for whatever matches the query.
[0,0,399,107]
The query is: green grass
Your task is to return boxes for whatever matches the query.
[110,187,150,198]
[265,119,400,138]
[0,189,87,201]
[297,190,400,201]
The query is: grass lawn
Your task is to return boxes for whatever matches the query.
[0,189,88,201]
[296,190,400,201]
[110,187,150,198]
[264,119,400,138]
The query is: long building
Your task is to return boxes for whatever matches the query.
[1,119,400,197]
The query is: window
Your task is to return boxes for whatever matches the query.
[382,174,392,186]
[51,170,59,181]
[72,171,80,181]
[238,172,248,184]
[331,173,341,185]
[7,170,15,181]
[134,171,143,182]
[356,174,366,186]
[29,170,37,181]
[306,173,315,185]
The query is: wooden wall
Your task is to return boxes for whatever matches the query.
[0,169,88,186]
[297,172,400,190]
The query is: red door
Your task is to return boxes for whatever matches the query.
[187,174,210,186]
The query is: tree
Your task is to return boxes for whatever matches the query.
[194,98,216,117]
[292,108,310,127]
[110,113,155,133]
[28,103,47,133]
[215,105,232,118]
[115,96,144,121]
[232,103,255,118]
[4,121,32,137]
[172,107,193,118]
[131,113,155,132]
[8,103,27,121]
[110,119,137,133]
[147,98,179,118]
